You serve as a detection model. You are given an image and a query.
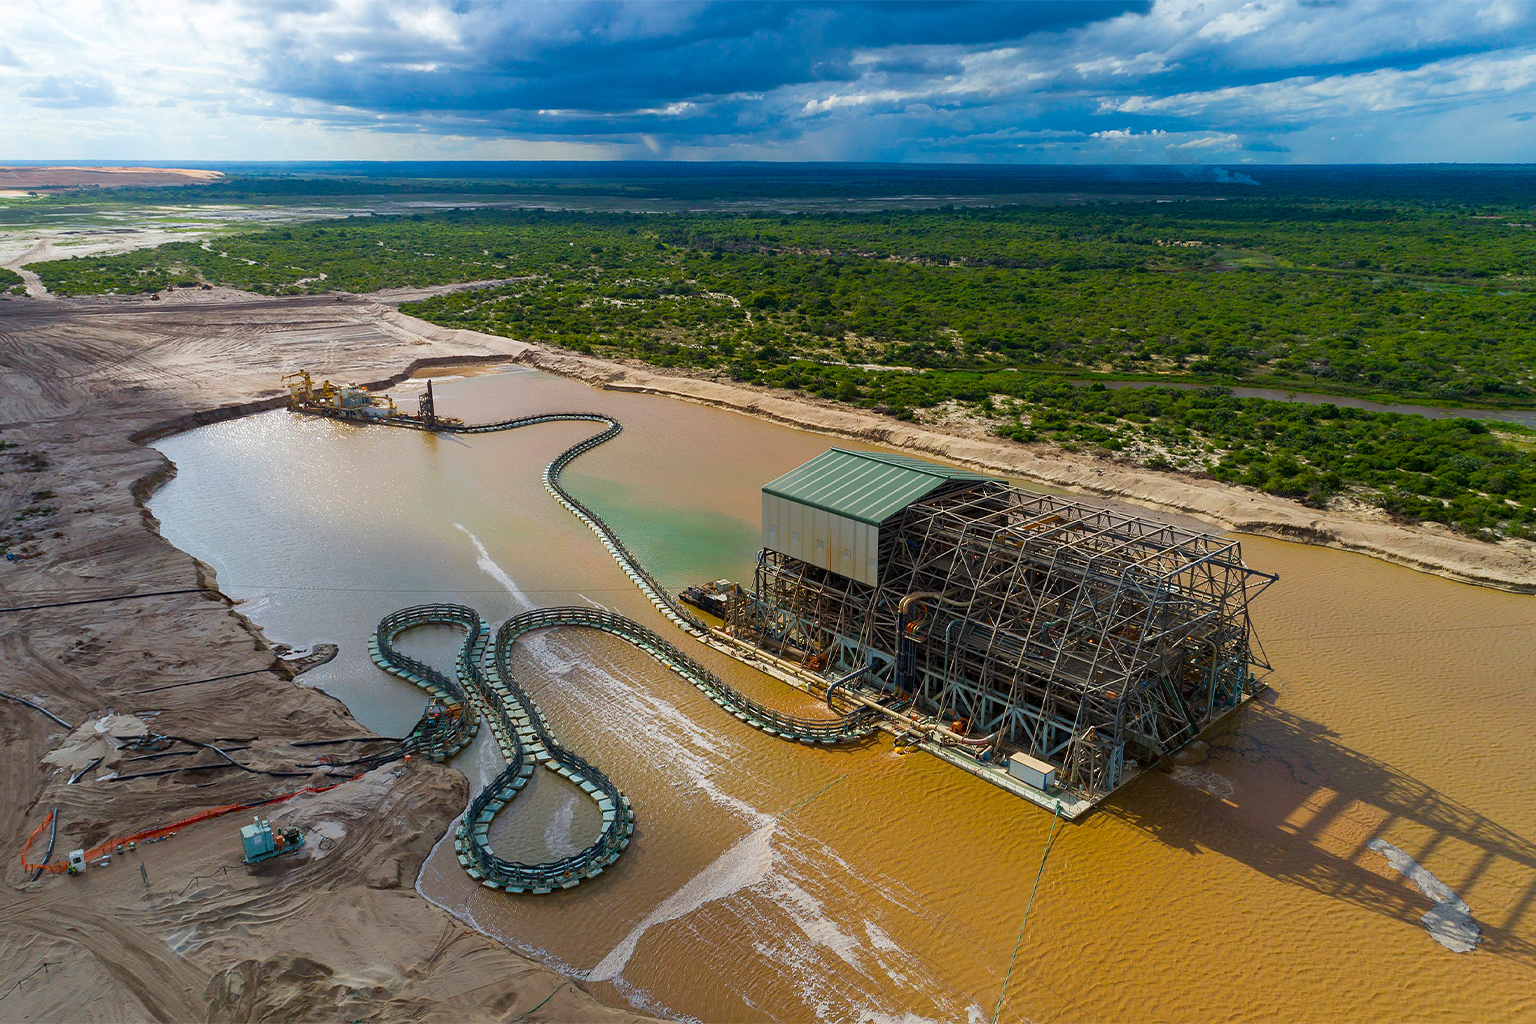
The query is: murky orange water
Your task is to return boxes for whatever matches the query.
[151,369,1536,1022]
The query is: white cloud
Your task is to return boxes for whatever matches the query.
[1195,2,1286,42]
[1091,128,1167,141]
[0,0,1533,161]
[1166,133,1241,150]
[1102,48,1536,123]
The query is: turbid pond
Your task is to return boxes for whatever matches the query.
[150,368,1536,1022]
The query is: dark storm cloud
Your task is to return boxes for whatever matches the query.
[13,0,1534,162]
[258,1,1144,125]
[235,0,1536,160]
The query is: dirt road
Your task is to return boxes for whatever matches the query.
[1,240,52,299]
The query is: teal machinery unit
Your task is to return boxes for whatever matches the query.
[240,817,305,864]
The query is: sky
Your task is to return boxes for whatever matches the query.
[3,0,1534,164]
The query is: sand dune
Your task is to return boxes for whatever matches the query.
[0,166,223,191]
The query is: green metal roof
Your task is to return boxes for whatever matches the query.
[762,447,994,526]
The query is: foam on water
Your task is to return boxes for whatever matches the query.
[1168,765,1236,801]
[528,632,764,822]
[516,633,979,1020]
[588,821,779,982]
[543,792,581,860]
[1367,839,1482,953]
[413,820,647,1014]
[746,830,984,1023]
[454,522,533,610]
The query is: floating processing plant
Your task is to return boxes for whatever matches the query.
[726,448,1276,809]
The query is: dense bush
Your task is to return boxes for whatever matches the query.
[27,201,1536,539]
[37,205,1534,402]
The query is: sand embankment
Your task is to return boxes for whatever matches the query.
[0,166,223,191]
[0,290,644,1022]
[379,305,1536,594]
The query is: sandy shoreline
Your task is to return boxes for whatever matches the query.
[0,290,642,1022]
[377,305,1536,595]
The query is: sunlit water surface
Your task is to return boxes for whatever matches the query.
[149,369,1536,1022]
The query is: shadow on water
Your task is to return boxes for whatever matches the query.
[1104,695,1536,967]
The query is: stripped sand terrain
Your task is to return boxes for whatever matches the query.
[3,284,1534,1021]
[0,290,642,1022]
[0,167,223,193]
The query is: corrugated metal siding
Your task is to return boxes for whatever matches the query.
[762,448,993,527]
[763,492,880,586]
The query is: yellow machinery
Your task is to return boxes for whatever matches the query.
[281,370,314,408]
[282,370,398,421]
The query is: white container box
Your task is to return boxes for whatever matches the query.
[1007,752,1057,791]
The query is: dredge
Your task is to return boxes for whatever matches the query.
[282,371,460,429]
[284,371,1273,894]
[726,448,1275,812]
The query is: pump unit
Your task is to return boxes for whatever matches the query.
[240,817,305,864]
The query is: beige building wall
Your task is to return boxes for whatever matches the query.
[761,492,881,586]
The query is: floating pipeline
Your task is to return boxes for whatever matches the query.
[369,604,486,762]
[374,602,880,894]
[348,407,883,893]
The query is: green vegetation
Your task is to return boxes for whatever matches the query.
[0,268,24,293]
[705,364,1536,539]
[24,193,1536,540]
[34,206,1536,402]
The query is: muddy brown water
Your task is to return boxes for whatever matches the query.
[149,369,1536,1022]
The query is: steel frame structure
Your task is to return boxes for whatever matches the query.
[730,481,1275,799]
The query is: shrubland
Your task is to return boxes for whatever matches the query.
[26,200,1536,539]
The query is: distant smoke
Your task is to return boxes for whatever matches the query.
[1211,167,1261,186]
[1174,165,1262,186]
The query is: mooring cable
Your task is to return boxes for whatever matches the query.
[991,802,1063,1024]
[508,981,572,1023]
[28,807,58,881]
